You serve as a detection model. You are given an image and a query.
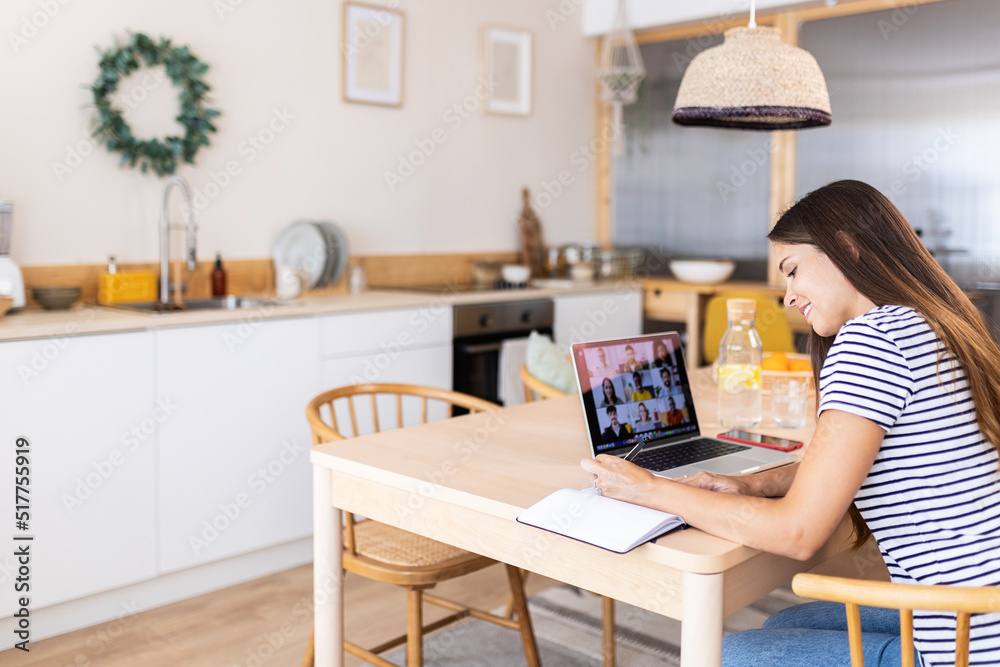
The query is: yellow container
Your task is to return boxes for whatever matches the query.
[98,272,157,304]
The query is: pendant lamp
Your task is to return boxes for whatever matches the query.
[596,0,646,154]
[672,0,831,130]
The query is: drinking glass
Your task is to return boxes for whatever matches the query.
[771,376,809,429]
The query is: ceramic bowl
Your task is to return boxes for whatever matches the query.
[668,259,736,285]
[32,286,81,310]
[501,264,531,285]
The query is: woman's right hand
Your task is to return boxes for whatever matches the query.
[673,471,755,495]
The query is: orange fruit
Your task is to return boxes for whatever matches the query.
[789,359,813,372]
[762,353,790,371]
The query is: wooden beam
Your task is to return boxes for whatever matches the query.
[789,0,955,23]
[767,12,801,287]
[594,37,613,249]
[635,16,774,45]
[634,0,954,44]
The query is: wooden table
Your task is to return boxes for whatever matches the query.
[310,373,845,666]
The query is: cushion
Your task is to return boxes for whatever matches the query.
[525,330,577,394]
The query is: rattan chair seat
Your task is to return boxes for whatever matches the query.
[350,520,472,568]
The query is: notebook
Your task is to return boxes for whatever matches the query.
[571,332,797,479]
[516,487,684,553]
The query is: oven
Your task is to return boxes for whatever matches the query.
[452,299,554,407]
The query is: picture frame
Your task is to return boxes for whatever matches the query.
[482,26,532,116]
[342,2,405,107]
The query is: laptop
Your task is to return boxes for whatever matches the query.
[571,331,798,478]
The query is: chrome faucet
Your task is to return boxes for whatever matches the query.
[159,176,197,306]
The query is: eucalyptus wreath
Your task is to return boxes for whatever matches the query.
[90,32,220,177]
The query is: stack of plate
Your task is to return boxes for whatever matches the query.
[272,221,350,289]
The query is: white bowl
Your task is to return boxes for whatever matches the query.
[569,262,594,282]
[669,259,736,284]
[501,264,531,285]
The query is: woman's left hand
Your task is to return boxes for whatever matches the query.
[580,455,657,503]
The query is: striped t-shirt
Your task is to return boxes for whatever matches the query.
[818,305,1000,667]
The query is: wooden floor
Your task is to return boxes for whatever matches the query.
[1,564,561,667]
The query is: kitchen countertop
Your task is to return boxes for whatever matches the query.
[0,280,642,342]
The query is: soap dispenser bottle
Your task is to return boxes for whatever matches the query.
[211,253,227,297]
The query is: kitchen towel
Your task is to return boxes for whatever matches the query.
[498,336,529,407]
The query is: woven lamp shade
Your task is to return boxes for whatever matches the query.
[673,26,831,130]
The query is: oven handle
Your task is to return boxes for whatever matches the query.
[457,341,505,354]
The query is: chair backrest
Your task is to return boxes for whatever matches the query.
[306,383,499,555]
[702,293,796,364]
[520,364,567,402]
[792,573,1000,667]
[306,383,499,444]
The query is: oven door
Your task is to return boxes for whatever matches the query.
[453,326,553,408]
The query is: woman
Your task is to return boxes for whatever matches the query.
[630,371,652,401]
[582,180,1000,667]
[599,377,622,408]
[651,340,671,368]
[633,402,654,431]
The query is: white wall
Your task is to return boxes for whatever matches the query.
[0,0,597,266]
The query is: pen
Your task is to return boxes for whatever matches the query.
[623,435,650,462]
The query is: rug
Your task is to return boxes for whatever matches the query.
[378,583,807,666]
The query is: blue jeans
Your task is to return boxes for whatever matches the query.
[723,601,920,667]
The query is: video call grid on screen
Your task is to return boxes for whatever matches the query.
[573,333,700,454]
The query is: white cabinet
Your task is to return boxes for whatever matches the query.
[553,288,644,351]
[319,307,453,435]
[154,316,321,573]
[0,331,156,612]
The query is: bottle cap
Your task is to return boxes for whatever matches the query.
[726,298,757,320]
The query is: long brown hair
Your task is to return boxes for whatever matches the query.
[768,180,1000,547]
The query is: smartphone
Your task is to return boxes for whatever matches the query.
[716,430,803,452]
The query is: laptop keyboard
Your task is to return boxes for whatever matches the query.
[630,438,751,472]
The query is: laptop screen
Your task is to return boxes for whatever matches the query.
[571,332,702,457]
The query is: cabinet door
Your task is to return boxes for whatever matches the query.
[155,316,321,573]
[553,289,644,350]
[320,346,453,436]
[0,330,156,613]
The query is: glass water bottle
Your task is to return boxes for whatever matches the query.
[717,298,763,428]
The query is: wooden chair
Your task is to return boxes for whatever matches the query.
[520,363,568,402]
[792,573,1000,667]
[302,383,540,667]
[520,363,619,667]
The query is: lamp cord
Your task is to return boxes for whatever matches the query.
[748,0,757,28]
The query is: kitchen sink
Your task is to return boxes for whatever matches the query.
[103,296,296,314]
